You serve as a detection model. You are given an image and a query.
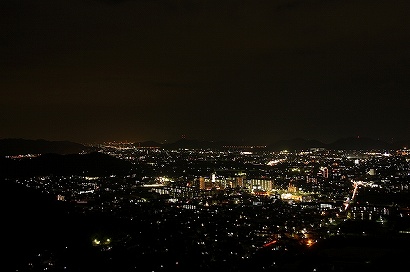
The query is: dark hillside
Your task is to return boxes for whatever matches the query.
[0,138,89,156]
[0,152,133,178]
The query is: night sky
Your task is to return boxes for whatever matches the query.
[1,0,409,144]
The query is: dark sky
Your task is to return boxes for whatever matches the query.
[1,0,409,144]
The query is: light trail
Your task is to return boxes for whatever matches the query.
[344,181,360,211]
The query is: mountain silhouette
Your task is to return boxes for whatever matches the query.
[266,138,326,151]
[133,140,163,148]
[157,137,407,151]
[162,138,230,149]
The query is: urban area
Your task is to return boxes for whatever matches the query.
[5,142,410,272]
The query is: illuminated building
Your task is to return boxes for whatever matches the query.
[250,179,273,192]
[199,177,206,190]
[322,167,329,178]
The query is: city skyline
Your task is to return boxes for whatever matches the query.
[2,0,410,144]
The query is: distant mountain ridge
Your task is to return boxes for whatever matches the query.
[139,137,408,151]
[265,137,407,151]
[162,138,231,150]
[266,138,327,151]
[327,137,392,151]
[1,137,409,155]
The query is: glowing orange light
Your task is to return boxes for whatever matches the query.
[263,240,277,247]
